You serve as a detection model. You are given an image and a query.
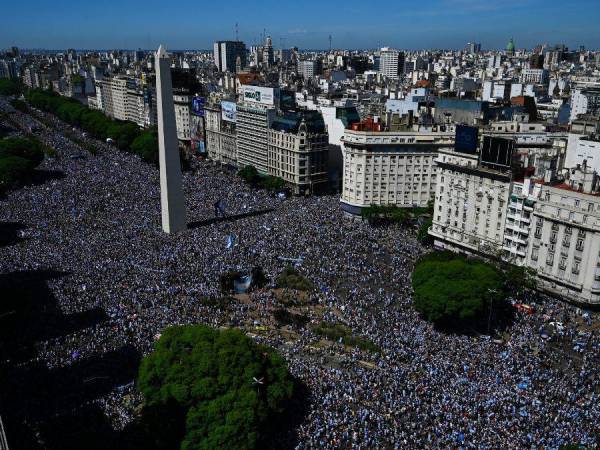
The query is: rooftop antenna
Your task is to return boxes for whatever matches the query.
[235,22,239,41]
[329,34,332,52]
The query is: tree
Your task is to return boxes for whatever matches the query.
[0,137,44,166]
[276,266,314,291]
[250,266,268,290]
[137,325,295,450]
[417,218,433,245]
[131,130,159,164]
[261,176,285,191]
[113,122,141,150]
[361,204,412,226]
[412,252,507,329]
[497,261,537,298]
[0,137,45,193]
[238,165,260,184]
[0,79,22,96]
[0,156,35,190]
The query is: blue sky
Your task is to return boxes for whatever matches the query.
[2,0,599,50]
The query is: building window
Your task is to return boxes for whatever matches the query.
[531,247,539,261]
[559,257,567,270]
[546,253,554,266]
[576,239,585,251]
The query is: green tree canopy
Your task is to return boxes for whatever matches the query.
[0,137,44,166]
[417,217,433,244]
[361,204,412,226]
[412,252,506,328]
[0,79,22,96]
[0,136,45,193]
[137,325,295,450]
[238,165,260,184]
[130,129,159,163]
[26,88,160,163]
[0,156,35,189]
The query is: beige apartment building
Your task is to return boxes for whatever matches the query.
[268,111,329,195]
[525,168,600,305]
[429,148,512,255]
[340,129,454,215]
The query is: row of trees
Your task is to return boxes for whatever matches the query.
[362,200,434,228]
[25,89,159,163]
[238,165,285,192]
[0,136,45,194]
[412,251,536,332]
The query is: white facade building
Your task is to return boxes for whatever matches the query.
[268,115,329,195]
[429,148,512,255]
[570,86,600,122]
[236,103,276,173]
[299,60,319,79]
[379,48,404,81]
[340,129,454,215]
[520,69,549,85]
[526,172,600,305]
[565,136,600,172]
[173,92,191,143]
[95,77,128,121]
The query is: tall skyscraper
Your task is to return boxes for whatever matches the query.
[263,36,274,68]
[379,47,405,80]
[213,40,247,73]
[155,45,187,234]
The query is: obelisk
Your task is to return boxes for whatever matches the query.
[155,45,187,233]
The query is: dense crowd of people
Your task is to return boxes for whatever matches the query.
[1,97,599,449]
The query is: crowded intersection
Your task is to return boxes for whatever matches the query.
[1,97,599,449]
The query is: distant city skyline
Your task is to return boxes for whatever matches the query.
[2,0,600,51]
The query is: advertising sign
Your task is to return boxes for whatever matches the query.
[455,125,478,154]
[190,114,206,156]
[191,96,205,116]
[241,85,279,106]
[221,101,237,122]
[480,136,514,169]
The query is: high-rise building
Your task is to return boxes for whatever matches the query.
[379,47,405,80]
[299,60,319,79]
[262,36,274,68]
[236,85,279,173]
[466,42,481,54]
[95,76,128,121]
[213,40,247,73]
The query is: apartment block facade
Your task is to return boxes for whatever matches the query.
[340,129,454,215]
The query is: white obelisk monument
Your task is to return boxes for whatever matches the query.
[155,45,187,233]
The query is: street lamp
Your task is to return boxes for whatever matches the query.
[487,288,498,334]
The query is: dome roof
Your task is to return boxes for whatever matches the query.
[506,38,515,52]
